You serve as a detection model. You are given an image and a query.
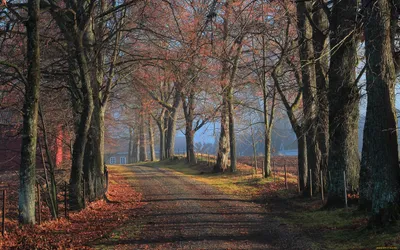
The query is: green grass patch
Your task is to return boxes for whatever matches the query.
[139,158,277,199]
[282,207,400,249]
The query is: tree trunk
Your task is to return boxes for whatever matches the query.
[361,0,400,226]
[297,133,308,191]
[128,127,133,163]
[312,3,329,184]
[215,94,230,172]
[182,90,197,163]
[70,30,95,210]
[38,105,58,219]
[135,133,140,162]
[326,0,360,207]
[19,0,40,224]
[260,35,275,178]
[184,119,196,164]
[264,129,273,178]
[139,114,148,162]
[296,1,320,196]
[227,43,242,173]
[214,0,231,173]
[158,121,166,161]
[148,117,156,161]
[166,90,181,158]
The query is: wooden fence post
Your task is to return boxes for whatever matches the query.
[37,183,41,225]
[2,190,6,236]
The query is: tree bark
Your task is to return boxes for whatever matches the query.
[215,91,230,172]
[296,1,320,196]
[139,113,148,162]
[135,132,140,162]
[214,0,231,173]
[157,117,166,160]
[326,0,360,207]
[227,42,242,173]
[182,91,196,164]
[312,2,329,186]
[148,117,156,161]
[166,89,181,158]
[297,133,308,190]
[128,127,133,163]
[361,0,400,226]
[19,0,40,225]
[258,34,276,178]
[38,105,58,219]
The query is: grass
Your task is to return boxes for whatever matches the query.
[283,207,400,250]
[135,157,286,200]
[132,158,400,250]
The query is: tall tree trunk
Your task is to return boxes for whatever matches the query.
[157,119,166,160]
[128,127,133,163]
[182,90,196,163]
[186,130,195,163]
[260,35,275,177]
[361,0,400,226]
[19,0,40,224]
[312,3,329,184]
[135,133,140,163]
[69,30,95,210]
[215,0,231,173]
[262,85,275,178]
[297,133,308,190]
[296,1,320,196]
[38,105,58,219]
[326,0,360,207]
[215,93,230,172]
[166,90,181,158]
[139,113,147,162]
[227,42,242,173]
[148,117,156,161]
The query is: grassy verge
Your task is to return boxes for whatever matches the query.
[134,158,400,250]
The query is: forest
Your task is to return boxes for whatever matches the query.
[0,0,399,248]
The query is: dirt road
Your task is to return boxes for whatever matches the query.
[94,165,312,249]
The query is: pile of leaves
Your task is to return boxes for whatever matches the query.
[0,170,143,249]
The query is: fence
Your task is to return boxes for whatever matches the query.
[175,152,349,207]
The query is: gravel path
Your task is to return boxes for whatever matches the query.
[94,165,313,249]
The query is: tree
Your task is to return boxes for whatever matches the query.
[214,0,247,173]
[311,0,330,191]
[360,0,400,226]
[296,0,321,196]
[326,0,360,207]
[18,0,40,225]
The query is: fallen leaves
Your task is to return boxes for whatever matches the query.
[0,169,143,249]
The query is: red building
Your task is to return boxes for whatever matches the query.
[0,111,70,171]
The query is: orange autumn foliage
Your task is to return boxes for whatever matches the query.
[0,170,143,249]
